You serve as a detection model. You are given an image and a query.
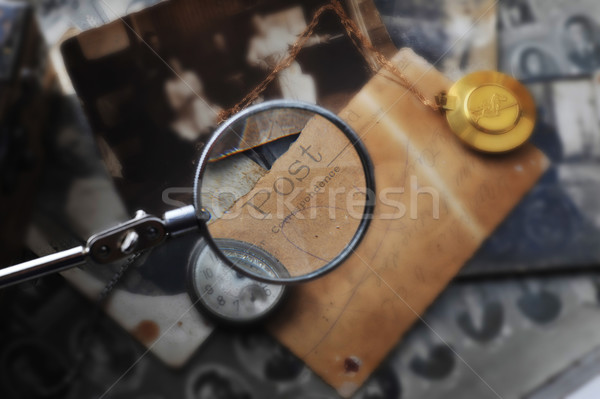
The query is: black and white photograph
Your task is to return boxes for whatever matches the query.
[552,78,600,160]
[498,0,536,30]
[234,331,307,384]
[375,0,498,80]
[0,3,28,80]
[526,76,600,229]
[466,75,600,275]
[500,0,600,80]
[551,76,600,230]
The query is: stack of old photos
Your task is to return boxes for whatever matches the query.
[377,0,600,275]
[478,0,600,274]
[13,1,600,397]
[26,0,400,370]
[32,0,600,279]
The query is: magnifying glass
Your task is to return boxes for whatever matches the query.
[0,100,374,289]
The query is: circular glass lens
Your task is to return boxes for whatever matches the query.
[194,101,373,283]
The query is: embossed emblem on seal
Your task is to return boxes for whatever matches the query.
[439,71,536,153]
[466,84,521,134]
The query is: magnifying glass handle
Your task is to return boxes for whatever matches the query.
[0,206,209,290]
[0,247,87,289]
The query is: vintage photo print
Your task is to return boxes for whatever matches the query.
[32,0,165,44]
[61,0,394,215]
[553,76,600,229]
[374,0,498,80]
[499,0,600,80]
[527,75,600,230]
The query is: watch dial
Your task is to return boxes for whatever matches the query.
[188,239,287,323]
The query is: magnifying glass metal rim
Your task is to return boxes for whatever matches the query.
[193,100,375,284]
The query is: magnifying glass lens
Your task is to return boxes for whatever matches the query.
[195,103,373,283]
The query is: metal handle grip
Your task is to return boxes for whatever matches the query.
[0,247,87,289]
[0,205,208,290]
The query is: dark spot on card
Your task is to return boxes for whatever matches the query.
[344,356,361,373]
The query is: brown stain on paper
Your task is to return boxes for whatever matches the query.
[132,320,160,344]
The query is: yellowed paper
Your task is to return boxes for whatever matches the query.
[207,114,366,277]
[261,48,549,397]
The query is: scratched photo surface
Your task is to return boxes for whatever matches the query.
[499,0,600,80]
[61,0,393,215]
[374,0,498,80]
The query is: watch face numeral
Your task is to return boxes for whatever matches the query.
[209,253,220,264]
[191,239,287,323]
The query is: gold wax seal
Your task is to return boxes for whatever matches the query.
[437,71,536,153]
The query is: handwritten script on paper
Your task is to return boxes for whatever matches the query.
[261,49,549,397]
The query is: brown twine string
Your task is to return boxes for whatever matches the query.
[217,0,438,123]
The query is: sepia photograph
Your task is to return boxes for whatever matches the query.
[32,0,165,43]
[61,0,394,215]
